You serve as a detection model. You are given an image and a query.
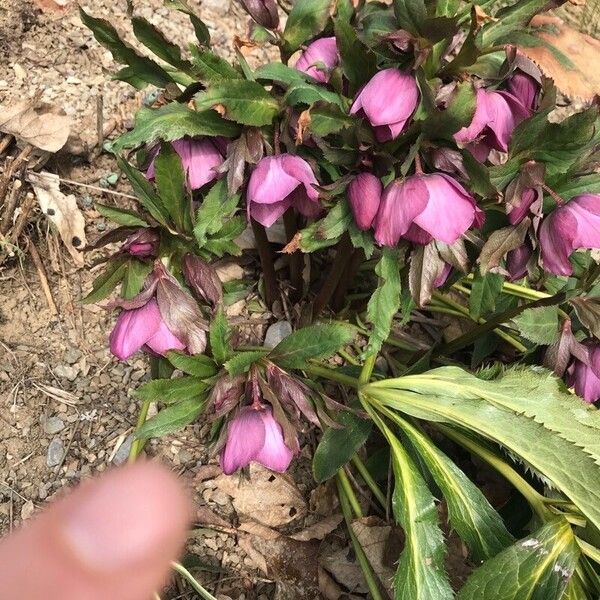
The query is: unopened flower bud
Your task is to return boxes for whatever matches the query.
[238,0,279,30]
[347,173,382,230]
[182,253,223,307]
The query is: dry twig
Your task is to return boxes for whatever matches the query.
[26,237,58,315]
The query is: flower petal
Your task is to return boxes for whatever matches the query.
[145,319,186,356]
[173,138,224,190]
[347,172,382,230]
[294,37,339,83]
[248,156,301,204]
[220,408,266,475]
[255,409,295,472]
[539,207,579,275]
[250,197,293,227]
[109,299,162,360]
[279,154,320,201]
[569,194,600,250]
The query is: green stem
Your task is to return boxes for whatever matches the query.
[336,475,385,600]
[359,353,377,386]
[462,275,550,301]
[171,562,218,600]
[352,455,387,508]
[577,538,600,565]
[128,395,153,462]
[338,468,363,518]
[303,362,360,388]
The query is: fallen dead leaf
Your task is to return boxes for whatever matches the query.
[290,514,343,542]
[0,99,71,153]
[195,505,235,532]
[520,16,600,100]
[32,0,73,12]
[309,480,339,516]
[28,171,87,266]
[208,464,307,528]
[320,546,368,595]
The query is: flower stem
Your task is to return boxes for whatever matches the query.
[128,395,152,462]
[283,209,303,304]
[304,362,360,388]
[338,468,363,517]
[352,454,387,508]
[171,562,218,600]
[251,218,278,309]
[359,353,378,386]
[414,152,424,175]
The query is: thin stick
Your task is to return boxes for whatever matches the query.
[8,192,35,245]
[96,86,104,149]
[251,218,278,309]
[283,209,302,303]
[0,134,13,156]
[0,145,33,203]
[0,179,22,235]
[29,172,137,200]
[27,238,58,315]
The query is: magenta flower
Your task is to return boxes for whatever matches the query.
[347,172,382,230]
[507,187,539,225]
[109,298,186,360]
[239,0,279,29]
[506,244,531,281]
[220,407,295,474]
[454,88,531,161]
[122,229,160,258]
[350,68,420,142]
[434,263,452,288]
[374,173,484,247]
[247,154,320,227]
[539,194,600,275]
[294,37,339,83]
[147,138,225,190]
[507,72,540,111]
[567,343,600,403]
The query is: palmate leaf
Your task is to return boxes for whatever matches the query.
[457,518,579,600]
[365,366,600,533]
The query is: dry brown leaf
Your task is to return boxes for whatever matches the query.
[208,464,307,528]
[520,16,600,100]
[0,100,71,153]
[295,109,312,146]
[28,171,86,266]
[473,5,498,28]
[32,0,73,12]
[320,546,368,595]
[195,505,235,532]
[309,480,339,516]
[290,514,343,542]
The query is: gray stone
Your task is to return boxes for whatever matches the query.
[54,364,79,381]
[112,434,134,466]
[47,438,65,468]
[43,416,65,435]
[264,321,292,349]
[64,348,82,365]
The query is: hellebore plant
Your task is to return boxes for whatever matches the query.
[81,0,600,597]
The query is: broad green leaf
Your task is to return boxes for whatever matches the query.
[385,410,514,562]
[284,82,347,109]
[469,270,504,320]
[422,80,476,139]
[309,105,354,137]
[203,216,246,257]
[193,180,240,248]
[554,173,600,201]
[121,259,152,300]
[154,142,189,232]
[195,80,279,127]
[111,104,240,151]
[283,0,333,51]
[312,411,372,482]
[136,376,208,404]
[164,0,211,45]
[209,308,232,365]
[366,366,600,533]
[96,204,149,227]
[334,18,377,92]
[131,16,192,73]
[79,8,174,89]
[224,350,268,377]
[366,248,402,355]
[435,0,459,17]
[457,519,579,600]
[117,156,170,226]
[268,323,356,369]
[165,351,218,377]
[136,395,206,439]
[393,0,427,35]
[189,46,241,83]
[297,200,353,252]
[512,306,560,345]
[254,62,310,86]
[82,257,128,304]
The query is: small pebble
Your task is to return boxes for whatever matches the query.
[43,416,65,435]
[264,321,292,349]
[54,364,79,381]
[21,500,35,520]
[47,438,65,468]
[112,434,134,466]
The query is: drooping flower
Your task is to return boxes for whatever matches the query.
[110,298,186,360]
[220,407,296,474]
[454,88,531,161]
[507,187,539,225]
[347,172,382,230]
[247,154,320,227]
[147,138,226,190]
[122,229,160,258]
[539,194,600,275]
[294,37,339,83]
[374,173,484,247]
[239,0,279,29]
[182,253,223,307]
[506,244,532,281]
[507,71,540,111]
[567,342,600,403]
[350,68,420,142]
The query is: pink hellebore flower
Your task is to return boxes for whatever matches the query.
[347,172,382,230]
[247,154,320,227]
[109,298,186,360]
[374,173,484,247]
[147,138,225,190]
[506,244,532,281]
[539,194,600,276]
[295,37,340,84]
[567,343,600,403]
[507,71,540,111]
[221,407,295,474]
[454,88,531,161]
[350,68,420,142]
[508,187,539,225]
[122,229,160,258]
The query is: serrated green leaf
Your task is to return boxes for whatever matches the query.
[469,270,504,320]
[366,248,402,355]
[121,259,152,300]
[79,8,174,89]
[189,46,241,83]
[297,200,353,252]
[512,306,560,345]
[165,351,218,377]
[111,104,240,152]
[203,216,246,257]
[96,204,149,227]
[334,18,377,92]
[283,0,333,51]
[553,173,600,201]
[164,0,210,45]
[154,142,189,232]
[268,323,356,369]
[210,308,231,365]
[82,257,128,304]
[393,0,427,36]
[136,395,206,439]
[253,62,310,86]
[193,179,240,248]
[136,376,208,404]
[312,411,372,482]
[309,104,354,137]
[457,519,579,600]
[422,80,476,139]
[284,82,347,109]
[224,350,268,376]
[195,80,279,127]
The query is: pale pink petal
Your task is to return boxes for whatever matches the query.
[348,173,382,230]
[294,37,339,83]
[539,208,579,275]
[567,346,600,403]
[279,154,320,201]
[220,408,266,475]
[173,139,224,190]
[403,223,433,245]
[109,299,162,360]
[569,195,600,250]
[145,319,186,356]
[508,188,539,225]
[454,88,489,145]
[485,91,530,152]
[248,156,301,204]
[254,409,295,472]
[250,197,293,227]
